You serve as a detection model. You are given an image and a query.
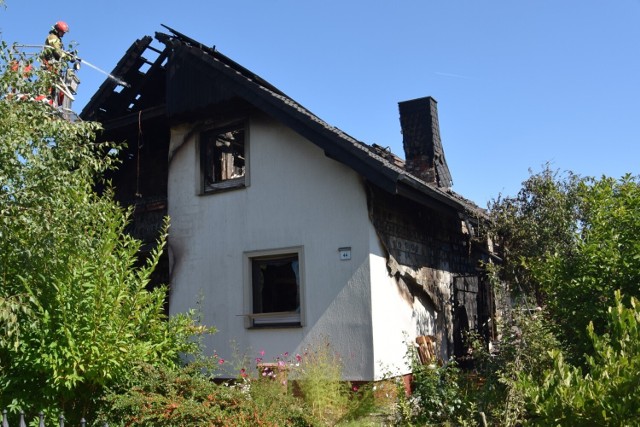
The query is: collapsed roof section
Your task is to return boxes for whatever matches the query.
[80,25,485,220]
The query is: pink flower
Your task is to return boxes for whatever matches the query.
[218,359,225,365]
[295,354,302,362]
[256,357,263,364]
[259,349,265,357]
[284,352,289,357]
[352,385,359,392]
[278,360,285,367]
[240,368,247,378]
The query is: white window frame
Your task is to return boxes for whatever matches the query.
[243,246,305,328]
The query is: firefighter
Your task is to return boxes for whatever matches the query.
[42,21,72,107]
[43,21,69,63]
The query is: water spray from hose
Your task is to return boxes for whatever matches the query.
[76,58,130,87]
[13,44,130,87]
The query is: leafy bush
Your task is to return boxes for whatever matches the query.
[518,291,640,425]
[468,300,561,426]
[390,281,562,426]
[395,347,475,426]
[100,342,380,427]
[488,166,581,301]
[244,343,375,426]
[99,362,312,427]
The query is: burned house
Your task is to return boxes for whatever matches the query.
[81,26,495,380]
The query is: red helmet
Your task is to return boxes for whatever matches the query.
[53,21,69,34]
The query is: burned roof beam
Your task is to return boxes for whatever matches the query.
[81,36,154,121]
[146,45,164,55]
[101,104,167,131]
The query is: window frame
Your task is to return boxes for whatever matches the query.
[243,246,305,329]
[199,120,249,194]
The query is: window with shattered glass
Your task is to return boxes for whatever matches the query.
[201,123,246,192]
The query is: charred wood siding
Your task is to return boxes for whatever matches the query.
[368,185,475,276]
[367,184,489,356]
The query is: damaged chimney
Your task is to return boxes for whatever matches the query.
[399,96,452,189]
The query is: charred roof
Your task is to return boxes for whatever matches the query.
[80,25,486,220]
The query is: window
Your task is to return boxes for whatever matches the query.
[201,123,246,192]
[245,249,303,327]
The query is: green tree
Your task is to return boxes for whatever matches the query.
[489,168,640,362]
[481,169,640,424]
[0,43,203,422]
[488,165,581,301]
[534,174,640,360]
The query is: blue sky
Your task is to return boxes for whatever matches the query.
[2,1,639,207]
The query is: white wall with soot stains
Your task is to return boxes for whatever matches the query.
[166,112,416,380]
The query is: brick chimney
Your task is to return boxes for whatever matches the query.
[398,96,452,189]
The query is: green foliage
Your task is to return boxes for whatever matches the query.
[467,305,560,426]
[238,343,375,426]
[295,342,352,425]
[488,165,581,300]
[0,43,204,421]
[518,291,640,425]
[100,342,379,427]
[395,348,475,426]
[486,168,640,423]
[0,295,29,351]
[100,362,312,427]
[535,174,640,361]
[489,168,640,363]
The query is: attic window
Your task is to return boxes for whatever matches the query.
[245,249,303,328]
[201,123,246,193]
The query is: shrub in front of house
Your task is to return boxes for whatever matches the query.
[395,353,476,426]
[98,342,383,426]
[292,344,349,424]
[241,344,380,426]
[98,361,313,427]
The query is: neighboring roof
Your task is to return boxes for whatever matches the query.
[80,25,486,219]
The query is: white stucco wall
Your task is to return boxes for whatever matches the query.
[167,113,383,380]
[368,233,439,380]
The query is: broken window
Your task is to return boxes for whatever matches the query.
[247,251,302,327]
[201,123,246,192]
